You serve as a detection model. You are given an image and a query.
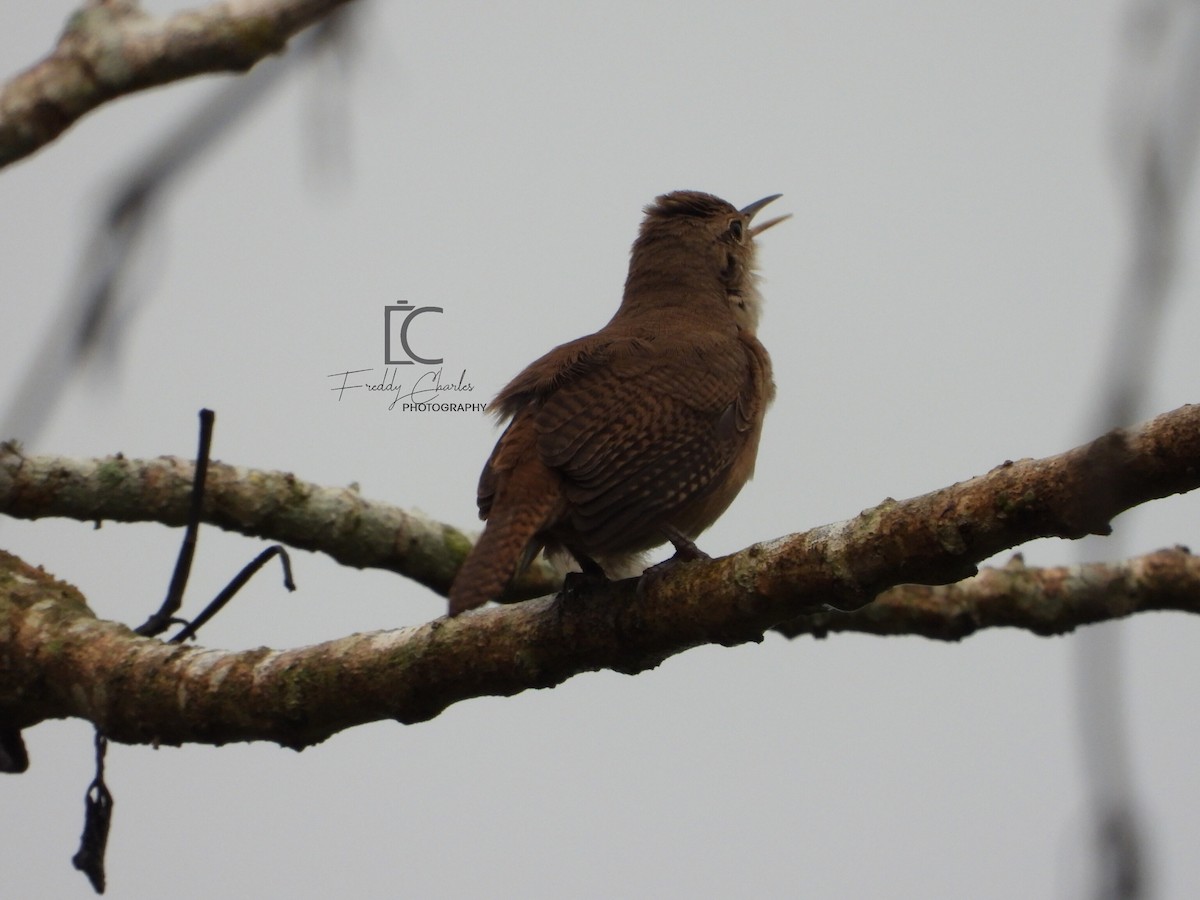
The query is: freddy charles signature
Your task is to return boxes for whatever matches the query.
[328,367,483,411]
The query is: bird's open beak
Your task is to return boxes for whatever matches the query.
[741,193,792,236]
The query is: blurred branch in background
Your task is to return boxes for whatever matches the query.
[0,0,358,171]
[0,2,362,446]
[1076,3,1200,897]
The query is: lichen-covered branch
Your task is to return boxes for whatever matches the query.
[774,548,1200,640]
[0,441,561,601]
[1,546,1198,750]
[0,404,1197,749]
[737,403,1200,616]
[3,404,1197,609]
[0,0,355,170]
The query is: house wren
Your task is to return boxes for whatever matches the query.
[448,190,787,616]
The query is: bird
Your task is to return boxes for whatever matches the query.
[447,190,787,616]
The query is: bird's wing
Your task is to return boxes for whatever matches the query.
[531,328,757,548]
[476,332,610,520]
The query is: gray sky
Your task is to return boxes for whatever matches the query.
[3,2,1199,897]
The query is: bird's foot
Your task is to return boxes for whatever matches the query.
[552,568,607,622]
[558,550,610,605]
[561,568,609,600]
[663,526,710,563]
[636,529,710,598]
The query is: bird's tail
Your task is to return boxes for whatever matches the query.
[448,465,560,617]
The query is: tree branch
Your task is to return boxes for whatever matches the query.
[0,0,355,170]
[0,440,562,601]
[1,546,1198,750]
[0,404,1197,749]
[774,548,1200,640]
[1,403,1197,605]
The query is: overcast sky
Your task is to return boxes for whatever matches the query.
[3,2,1199,897]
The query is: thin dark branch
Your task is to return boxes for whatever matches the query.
[168,545,296,644]
[134,409,214,637]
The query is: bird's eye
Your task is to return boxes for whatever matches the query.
[729,219,744,242]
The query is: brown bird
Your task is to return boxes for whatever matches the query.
[448,190,787,616]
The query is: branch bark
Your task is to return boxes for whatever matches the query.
[774,548,1200,640]
[0,0,355,170]
[1,547,1198,750]
[0,404,1197,749]
[0,439,562,601]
